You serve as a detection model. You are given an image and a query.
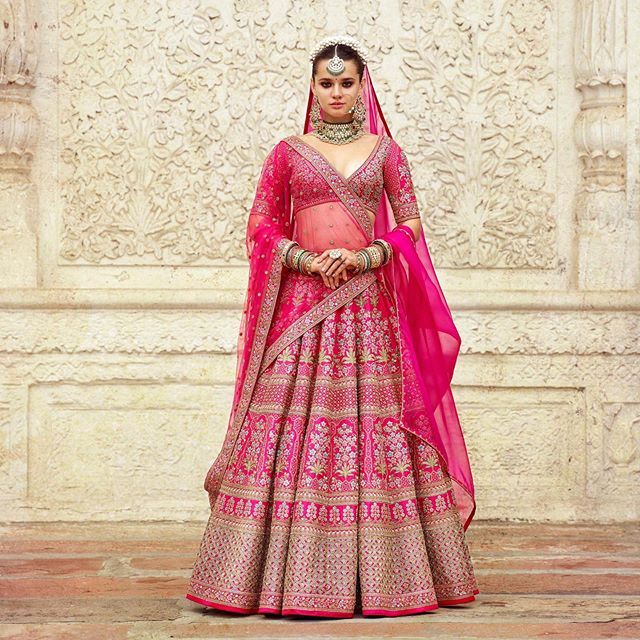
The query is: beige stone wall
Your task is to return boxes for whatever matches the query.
[1,0,638,523]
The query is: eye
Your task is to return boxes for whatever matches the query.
[321,81,354,88]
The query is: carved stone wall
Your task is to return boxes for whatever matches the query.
[0,0,638,523]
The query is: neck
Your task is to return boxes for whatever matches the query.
[322,115,353,124]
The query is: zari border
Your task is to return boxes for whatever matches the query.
[283,135,381,240]
[203,255,285,502]
[259,270,377,375]
[186,590,480,618]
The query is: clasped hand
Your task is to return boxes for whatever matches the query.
[306,248,361,289]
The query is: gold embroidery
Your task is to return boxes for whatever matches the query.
[188,279,479,616]
[260,271,377,375]
[203,255,284,503]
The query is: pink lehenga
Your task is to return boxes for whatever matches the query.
[186,67,479,618]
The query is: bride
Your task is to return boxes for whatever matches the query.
[186,33,479,618]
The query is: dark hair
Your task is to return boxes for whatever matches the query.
[311,43,365,80]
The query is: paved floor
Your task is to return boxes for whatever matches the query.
[0,520,638,639]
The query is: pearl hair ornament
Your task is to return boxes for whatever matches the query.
[308,34,370,67]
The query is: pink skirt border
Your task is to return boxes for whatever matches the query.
[186,588,479,618]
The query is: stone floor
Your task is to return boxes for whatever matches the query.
[0,520,638,639]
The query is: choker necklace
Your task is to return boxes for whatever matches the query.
[312,118,365,145]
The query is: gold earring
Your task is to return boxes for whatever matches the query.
[349,94,366,132]
[310,94,321,129]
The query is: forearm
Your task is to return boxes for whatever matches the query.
[395,218,421,241]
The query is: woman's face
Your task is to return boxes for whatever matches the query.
[311,58,365,123]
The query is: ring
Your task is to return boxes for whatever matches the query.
[329,248,342,260]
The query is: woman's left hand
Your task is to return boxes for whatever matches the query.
[315,247,360,288]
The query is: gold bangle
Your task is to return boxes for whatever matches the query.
[357,248,370,272]
[375,245,382,268]
[302,252,316,275]
[372,239,391,265]
[365,245,381,269]
[281,240,298,266]
[293,248,308,272]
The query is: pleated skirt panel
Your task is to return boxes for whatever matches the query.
[186,273,479,618]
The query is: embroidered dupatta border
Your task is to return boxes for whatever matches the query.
[204,253,284,504]
[259,270,377,376]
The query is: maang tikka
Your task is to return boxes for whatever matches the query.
[310,43,367,144]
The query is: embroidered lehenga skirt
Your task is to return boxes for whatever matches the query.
[186,269,480,617]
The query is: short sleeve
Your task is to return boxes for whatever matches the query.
[383,140,421,223]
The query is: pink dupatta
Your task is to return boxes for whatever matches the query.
[205,66,476,532]
[302,66,476,530]
[203,139,293,507]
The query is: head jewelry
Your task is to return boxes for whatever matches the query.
[308,33,370,73]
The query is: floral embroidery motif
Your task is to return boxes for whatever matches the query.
[284,135,381,239]
[260,270,377,375]
[383,141,422,223]
[203,251,284,503]
[187,277,479,616]
[286,135,390,216]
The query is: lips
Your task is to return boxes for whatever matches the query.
[330,103,344,107]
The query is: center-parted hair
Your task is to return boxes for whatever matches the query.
[311,43,365,80]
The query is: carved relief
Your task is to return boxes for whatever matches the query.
[57,1,559,271]
[59,2,244,264]
[0,0,636,527]
[603,403,640,482]
[0,0,38,86]
[0,0,39,287]
[396,0,556,269]
[0,0,39,168]
[573,0,636,289]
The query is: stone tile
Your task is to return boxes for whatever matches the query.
[0,521,638,639]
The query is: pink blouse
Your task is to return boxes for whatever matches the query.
[282,134,421,224]
[248,134,423,259]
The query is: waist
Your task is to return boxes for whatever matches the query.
[293,202,370,252]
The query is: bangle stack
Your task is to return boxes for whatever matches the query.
[355,239,392,273]
[372,239,392,265]
[300,251,316,275]
[279,239,317,276]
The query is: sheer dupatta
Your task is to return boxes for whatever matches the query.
[303,66,476,531]
[204,141,292,505]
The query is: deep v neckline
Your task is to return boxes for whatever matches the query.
[293,134,383,183]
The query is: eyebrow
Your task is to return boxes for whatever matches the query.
[317,76,356,81]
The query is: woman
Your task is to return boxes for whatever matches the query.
[186,34,479,618]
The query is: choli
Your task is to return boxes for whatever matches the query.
[280,134,422,224]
